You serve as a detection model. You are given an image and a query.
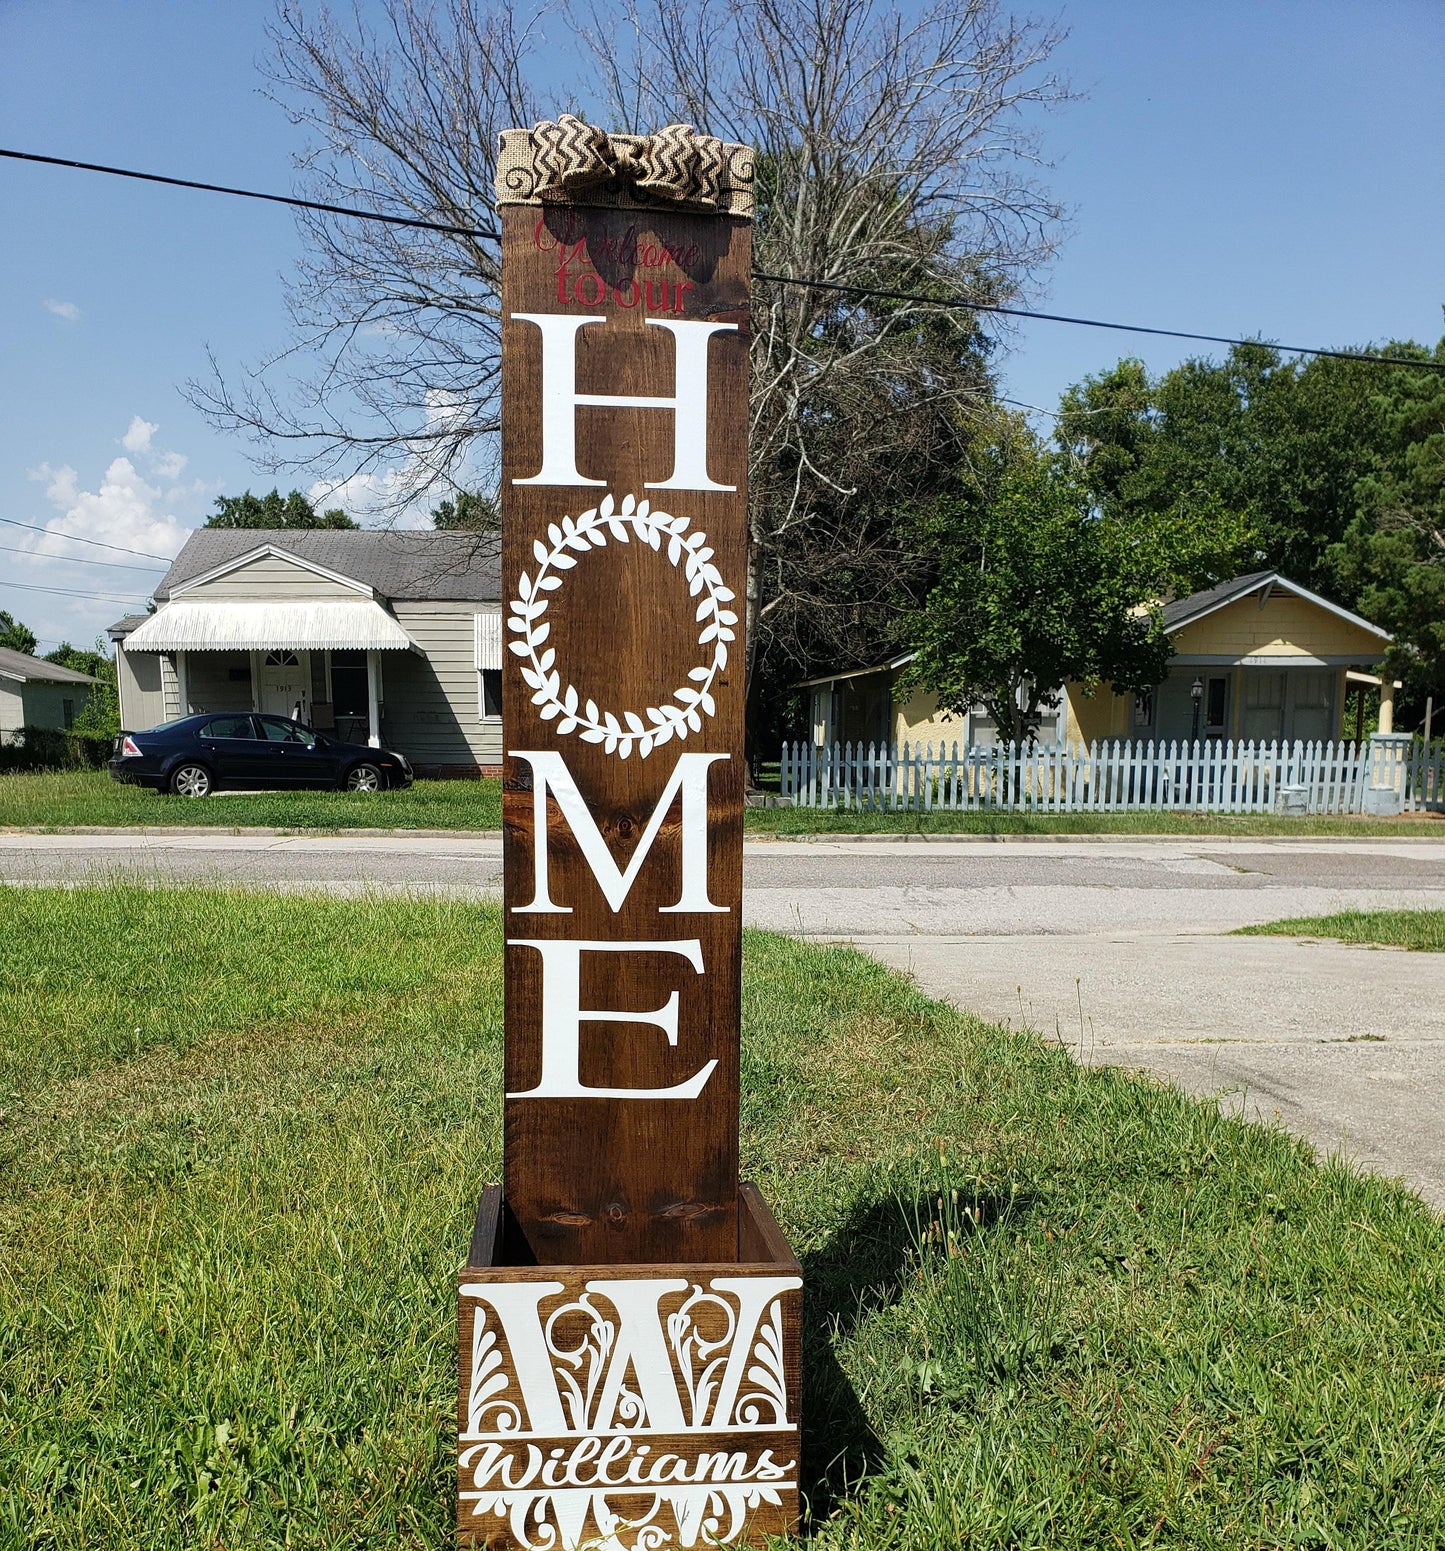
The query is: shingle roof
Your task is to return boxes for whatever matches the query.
[0,646,99,684]
[152,528,502,603]
[1160,571,1277,632]
[108,613,152,640]
[1159,570,1389,645]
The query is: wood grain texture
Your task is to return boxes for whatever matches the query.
[500,203,752,1265]
[458,1185,801,1550]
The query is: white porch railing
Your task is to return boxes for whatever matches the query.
[777,737,1445,815]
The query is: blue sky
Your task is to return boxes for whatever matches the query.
[1,0,1441,652]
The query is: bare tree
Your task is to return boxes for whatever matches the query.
[191,0,542,508]
[193,0,1067,726]
[594,0,1066,703]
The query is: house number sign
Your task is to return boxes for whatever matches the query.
[457,117,801,1550]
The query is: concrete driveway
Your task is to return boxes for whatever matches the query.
[861,928,1445,1210]
[3,829,1443,1206]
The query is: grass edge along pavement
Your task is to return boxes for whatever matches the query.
[3,884,1444,1548]
[1240,909,1445,952]
[1,768,1442,836]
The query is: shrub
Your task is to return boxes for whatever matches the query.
[0,726,112,773]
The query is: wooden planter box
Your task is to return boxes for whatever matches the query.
[458,1183,801,1550]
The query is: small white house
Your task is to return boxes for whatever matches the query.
[0,647,98,743]
[109,529,503,775]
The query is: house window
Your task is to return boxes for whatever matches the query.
[1205,676,1228,733]
[330,651,369,717]
[474,612,503,720]
[62,698,75,730]
[265,650,300,668]
[1133,691,1154,729]
[481,669,502,719]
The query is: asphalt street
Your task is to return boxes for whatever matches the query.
[4,829,1443,1205]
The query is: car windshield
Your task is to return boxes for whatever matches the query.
[259,717,317,747]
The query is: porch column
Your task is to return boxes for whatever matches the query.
[365,650,381,747]
[176,650,189,716]
[1379,678,1395,734]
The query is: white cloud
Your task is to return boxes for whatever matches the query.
[33,462,79,508]
[31,455,189,562]
[121,416,160,454]
[15,421,212,648]
[43,298,82,322]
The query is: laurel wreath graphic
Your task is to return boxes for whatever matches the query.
[507,491,737,759]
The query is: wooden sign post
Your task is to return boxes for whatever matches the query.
[457,118,802,1550]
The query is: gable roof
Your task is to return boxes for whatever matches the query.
[1161,570,1391,641]
[0,646,99,685]
[152,528,502,603]
[171,543,376,598]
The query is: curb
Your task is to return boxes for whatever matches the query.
[741,830,1445,845]
[0,825,505,840]
[0,826,1440,845]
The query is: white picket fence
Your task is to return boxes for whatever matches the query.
[778,737,1445,815]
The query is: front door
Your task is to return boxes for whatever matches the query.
[259,650,309,719]
[1241,671,1285,743]
[1286,669,1335,743]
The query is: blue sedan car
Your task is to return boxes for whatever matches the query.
[109,713,413,797]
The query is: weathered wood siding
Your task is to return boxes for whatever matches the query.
[185,652,253,714]
[20,682,87,731]
[116,649,168,731]
[384,602,502,767]
[0,683,23,740]
[181,554,361,600]
[1065,681,1132,746]
[893,685,966,747]
[1174,594,1387,661]
[161,654,181,721]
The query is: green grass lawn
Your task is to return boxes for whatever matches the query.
[1,767,1440,836]
[0,770,503,831]
[3,886,1443,1548]
[1240,909,1445,952]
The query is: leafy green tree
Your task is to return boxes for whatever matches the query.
[903,423,1243,745]
[44,641,108,678]
[1329,340,1445,699]
[1057,344,1394,593]
[206,488,357,529]
[0,611,38,656]
[431,491,499,533]
[65,638,121,740]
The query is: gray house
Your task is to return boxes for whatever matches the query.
[0,647,98,742]
[109,529,503,775]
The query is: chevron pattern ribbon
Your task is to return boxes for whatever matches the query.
[501,115,743,213]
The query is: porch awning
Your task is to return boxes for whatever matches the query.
[122,599,419,652]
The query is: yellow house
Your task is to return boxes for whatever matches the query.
[799,571,1393,749]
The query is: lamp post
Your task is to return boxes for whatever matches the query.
[1190,677,1204,746]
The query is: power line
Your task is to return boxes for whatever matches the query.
[4,142,1443,374]
[0,579,149,604]
[0,541,164,573]
[0,516,175,562]
[0,146,486,240]
[752,272,1445,372]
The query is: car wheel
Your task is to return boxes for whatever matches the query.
[169,762,213,798]
[344,762,383,793]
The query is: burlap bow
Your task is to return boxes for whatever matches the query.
[531,115,727,210]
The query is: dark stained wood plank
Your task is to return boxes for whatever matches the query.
[458,1185,801,1549]
[500,202,752,1266]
